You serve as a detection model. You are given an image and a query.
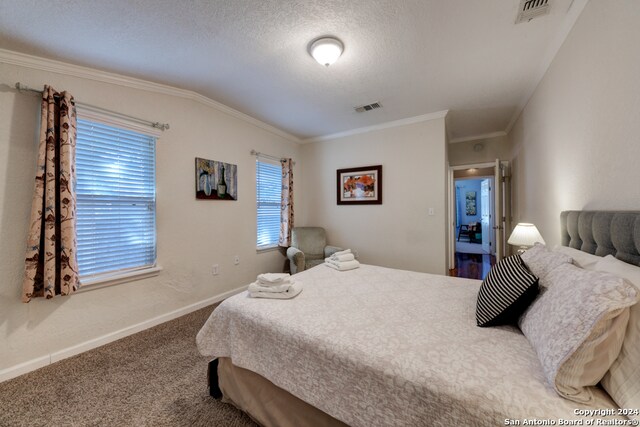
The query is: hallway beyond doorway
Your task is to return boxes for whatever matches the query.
[449,252,495,280]
[455,241,489,255]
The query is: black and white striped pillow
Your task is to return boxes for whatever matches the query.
[476,254,539,327]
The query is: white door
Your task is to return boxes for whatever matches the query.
[481,179,491,254]
[494,159,504,260]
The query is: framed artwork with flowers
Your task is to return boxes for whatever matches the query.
[336,165,382,205]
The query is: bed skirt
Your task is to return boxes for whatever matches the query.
[210,357,348,427]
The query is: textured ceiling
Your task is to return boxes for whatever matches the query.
[0,0,580,141]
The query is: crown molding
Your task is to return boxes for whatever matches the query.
[0,48,301,143]
[303,110,449,143]
[449,131,507,144]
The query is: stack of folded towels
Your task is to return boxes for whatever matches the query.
[248,273,302,299]
[324,249,360,271]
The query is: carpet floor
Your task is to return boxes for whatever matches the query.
[0,304,258,427]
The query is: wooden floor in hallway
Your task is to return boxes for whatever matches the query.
[448,252,496,280]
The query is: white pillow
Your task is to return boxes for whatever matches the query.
[519,262,639,403]
[595,255,640,420]
[552,245,602,270]
[521,243,572,283]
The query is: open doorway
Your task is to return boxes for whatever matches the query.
[448,160,510,280]
[454,174,495,279]
[454,176,493,254]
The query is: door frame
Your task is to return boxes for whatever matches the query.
[447,161,510,272]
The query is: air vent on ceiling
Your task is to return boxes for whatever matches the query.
[515,0,550,24]
[354,102,382,113]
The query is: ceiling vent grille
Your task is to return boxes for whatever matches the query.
[354,102,382,113]
[515,0,550,24]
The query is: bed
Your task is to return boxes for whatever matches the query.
[196,211,640,427]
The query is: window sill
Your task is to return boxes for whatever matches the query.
[256,245,280,253]
[78,266,162,292]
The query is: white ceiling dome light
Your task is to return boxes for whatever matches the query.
[309,37,344,67]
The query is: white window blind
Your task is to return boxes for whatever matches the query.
[76,118,157,278]
[256,160,282,249]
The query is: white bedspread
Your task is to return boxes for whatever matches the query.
[196,264,624,427]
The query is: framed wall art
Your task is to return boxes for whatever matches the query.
[195,157,238,200]
[337,165,382,205]
[465,191,476,215]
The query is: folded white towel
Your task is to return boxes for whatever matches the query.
[324,257,356,266]
[330,253,355,262]
[324,260,360,271]
[249,281,303,299]
[257,273,292,286]
[258,277,295,287]
[331,249,351,257]
[248,282,294,293]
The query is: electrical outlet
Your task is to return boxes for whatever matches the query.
[428,207,435,216]
[353,250,358,259]
[234,255,240,265]
[212,264,219,275]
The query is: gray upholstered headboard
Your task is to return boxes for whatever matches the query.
[561,211,640,266]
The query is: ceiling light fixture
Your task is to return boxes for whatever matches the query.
[309,37,343,67]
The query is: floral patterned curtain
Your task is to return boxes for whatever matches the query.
[278,158,294,247]
[23,86,79,302]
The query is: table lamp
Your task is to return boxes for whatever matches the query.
[507,223,545,254]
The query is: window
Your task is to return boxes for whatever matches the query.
[256,159,282,249]
[76,118,157,281]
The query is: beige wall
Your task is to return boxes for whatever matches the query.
[508,0,640,246]
[448,134,509,166]
[0,61,300,372]
[299,118,447,274]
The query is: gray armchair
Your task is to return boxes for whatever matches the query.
[286,227,342,274]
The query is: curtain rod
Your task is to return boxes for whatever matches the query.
[250,150,295,165]
[14,82,170,131]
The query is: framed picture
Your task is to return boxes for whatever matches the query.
[337,165,382,205]
[465,191,476,215]
[195,157,238,200]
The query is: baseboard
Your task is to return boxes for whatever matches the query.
[0,285,248,383]
[0,356,51,383]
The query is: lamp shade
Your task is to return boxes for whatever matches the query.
[507,223,545,247]
[309,37,343,66]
